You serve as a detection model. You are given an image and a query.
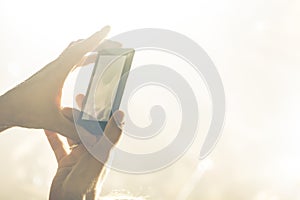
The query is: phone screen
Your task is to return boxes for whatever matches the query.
[82,55,127,121]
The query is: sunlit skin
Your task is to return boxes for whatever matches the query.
[46,94,124,200]
[0,26,126,199]
[0,26,119,142]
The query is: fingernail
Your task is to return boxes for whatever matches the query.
[101,25,111,33]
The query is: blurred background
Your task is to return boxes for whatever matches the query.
[0,0,300,199]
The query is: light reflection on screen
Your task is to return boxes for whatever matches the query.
[82,55,126,121]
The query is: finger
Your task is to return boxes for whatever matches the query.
[75,40,122,68]
[60,107,97,146]
[75,94,85,110]
[63,111,124,195]
[34,27,110,144]
[95,39,122,51]
[62,107,81,121]
[44,130,67,162]
[52,108,81,142]
[75,53,98,68]
[59,26,110,70]
[62,111,124,195]
[63,94,88,147]
[85,166,108,200]
[76,26,111,55]
[62,106,82,146]
[67,138,76,147]
[68,39,84,48]
[61,108,124,153]
[63,152,104,196]
[53,26,110,88]
[90,111,124,160]
[103,110,124,144]
[59,144,87,168]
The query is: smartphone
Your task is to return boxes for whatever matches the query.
[77,48,135,135]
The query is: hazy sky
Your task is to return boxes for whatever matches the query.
[0,0,299,199]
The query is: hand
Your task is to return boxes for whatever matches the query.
[0,26,120,141]
[45,95,124,200]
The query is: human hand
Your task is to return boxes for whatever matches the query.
[45,95,124,200]
[0,26,120,141]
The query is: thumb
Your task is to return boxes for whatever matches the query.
[104,110,125,145]
[89,110,125,164]
[61,107,81,121]
[60,107,97,146]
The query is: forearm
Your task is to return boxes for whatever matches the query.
[0,93,15,129]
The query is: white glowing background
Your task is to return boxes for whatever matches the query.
[0,0,299,199]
